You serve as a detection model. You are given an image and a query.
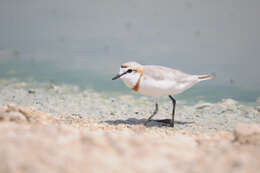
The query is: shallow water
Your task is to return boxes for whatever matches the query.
[1,58,260,103]
[1,0,260,104]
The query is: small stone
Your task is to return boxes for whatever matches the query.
[195,104,212,110]
[28,90,36,94]
[255,106,260,113]
[233,123,260,145]
[221,98,237,105]
[71,113,82,118]
[0,108,26,122]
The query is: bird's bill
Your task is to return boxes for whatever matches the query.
[112,71,128,80]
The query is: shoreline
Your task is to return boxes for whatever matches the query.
[0,78,259,132]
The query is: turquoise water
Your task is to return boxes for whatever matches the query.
[1,58,260,103]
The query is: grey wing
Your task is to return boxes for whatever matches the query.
[143,65,193,82]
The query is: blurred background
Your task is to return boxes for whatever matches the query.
[0,0,260,102]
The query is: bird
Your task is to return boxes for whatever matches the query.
[112,61,215,127]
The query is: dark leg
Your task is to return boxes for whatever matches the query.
[144,103,158,125]
[168,95,176,127]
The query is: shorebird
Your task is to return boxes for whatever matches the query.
[112,61,215,127]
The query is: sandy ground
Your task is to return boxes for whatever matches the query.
[0,80,260,173]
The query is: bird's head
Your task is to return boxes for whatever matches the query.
[112,61,143,80]
[112,61,144,89]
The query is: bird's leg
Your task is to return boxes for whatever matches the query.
[144,102,158,126]
[168,95,176,127]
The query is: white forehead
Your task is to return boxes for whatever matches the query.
[121,61,141,67]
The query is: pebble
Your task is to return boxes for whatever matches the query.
[255,106,260,113]
[28,90,36,94]
[234,123,260,145]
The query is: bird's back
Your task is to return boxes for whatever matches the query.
[136,65,198,96]
[143,65,192,83]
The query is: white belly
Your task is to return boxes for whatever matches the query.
[137,77,198,97]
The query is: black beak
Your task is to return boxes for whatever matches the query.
[112,71,128,80]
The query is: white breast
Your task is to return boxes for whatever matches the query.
[121,72,140,89]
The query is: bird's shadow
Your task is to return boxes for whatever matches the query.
[103,118,194,128]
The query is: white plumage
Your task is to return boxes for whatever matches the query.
[112,61,214,127]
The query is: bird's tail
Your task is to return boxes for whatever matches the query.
[197,73,216,81]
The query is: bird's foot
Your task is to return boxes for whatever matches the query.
[144,119,174,127]
[143,120,149,126]
[154,119,175,127]
[153,119,171,124]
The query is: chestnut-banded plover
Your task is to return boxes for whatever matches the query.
[112,61,215,127]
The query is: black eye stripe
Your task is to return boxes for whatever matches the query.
[121,65,127,68]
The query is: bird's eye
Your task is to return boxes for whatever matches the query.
[121,65,127,68]
[127,69,133,73]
